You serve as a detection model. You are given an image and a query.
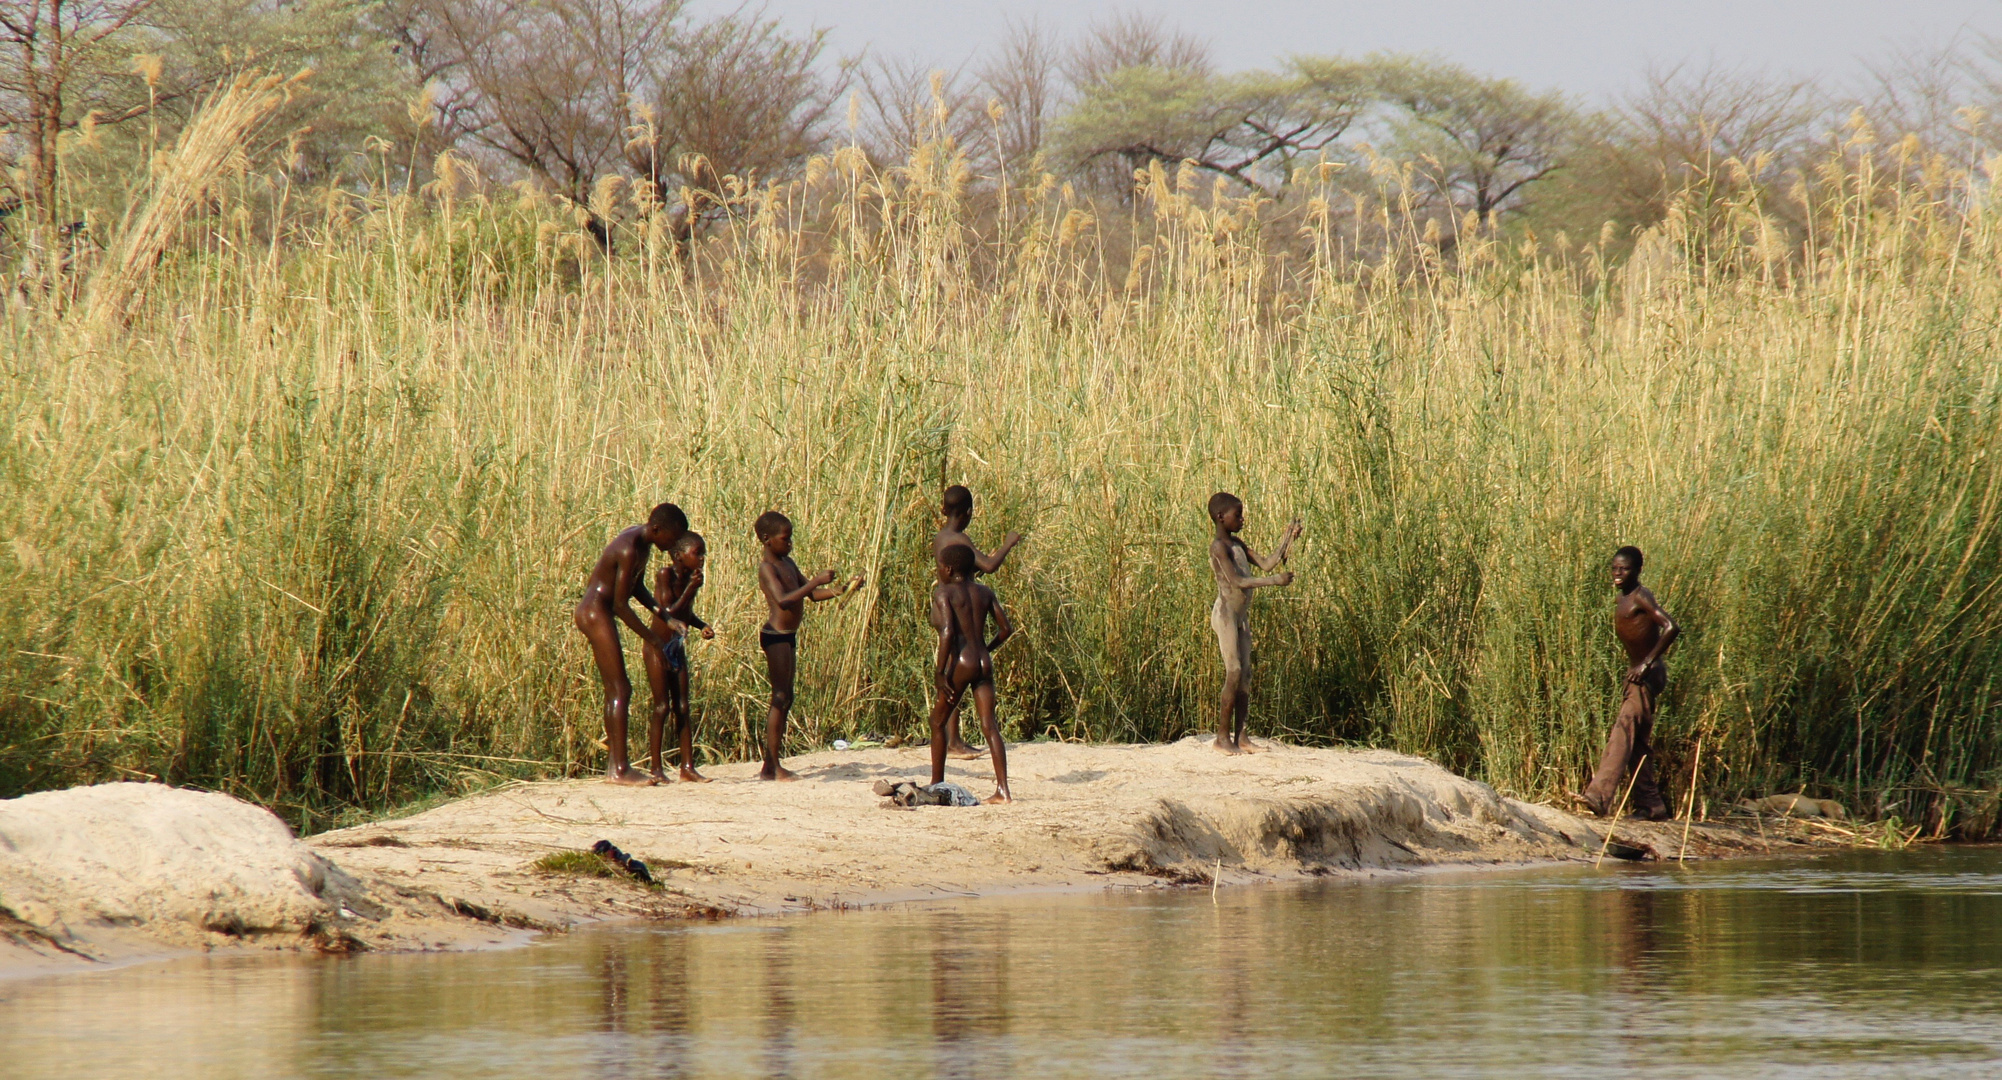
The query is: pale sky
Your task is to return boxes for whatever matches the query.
[692,0,2002,101]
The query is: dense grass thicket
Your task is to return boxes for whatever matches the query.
[3,119,2000,834]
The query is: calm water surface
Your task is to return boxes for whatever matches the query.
[4,847,2001,1079]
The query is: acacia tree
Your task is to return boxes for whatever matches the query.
[1368,56,1580,224]
[142,0,414,183]
[1052,61,1368,196]
[0,0,156,239]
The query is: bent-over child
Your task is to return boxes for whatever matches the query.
[573,502,687,785]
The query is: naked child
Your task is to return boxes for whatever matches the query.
[1207,492,1301,755]
[573,503,687,785]
[928,543,1014,803]
[931,484,1022,759]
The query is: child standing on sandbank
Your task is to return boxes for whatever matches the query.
[931,484,1023,759]
[644,530,714,784]
[574,502,687,785]
[1207,492,1301,755]
[928,543,1015,803]
[753,511,863,781]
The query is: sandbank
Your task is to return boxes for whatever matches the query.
[1,738,1822,977]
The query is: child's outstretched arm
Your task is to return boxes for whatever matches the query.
[1254,520,1304,571]
[765,563,834,606]
[1213,539,1293,590]
[809,573,865,602]
[976,532,1023,574]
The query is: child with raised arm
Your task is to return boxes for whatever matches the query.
[1207,492,1302,755]
[573,503,687,785]
[928,543,1014,803]
[754,511,863,781]
[643,531,715,784]
[931,484,1022,759]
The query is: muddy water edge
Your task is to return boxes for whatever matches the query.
[3,845,1999,1079]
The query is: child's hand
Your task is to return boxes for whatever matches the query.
[1004,531,1023,547]
[810,569,836,588]
[1275,570,1295,587]
[700,626,716,640]
[1286,519,1304,539]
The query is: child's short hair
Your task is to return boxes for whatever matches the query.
[1207,491,1242,523]
[649,502,688,534]
[940,542,976,576]
[670,531,705,556]
[754,510,792,542]
[1614,545,1644,571]
[942,484,973,518]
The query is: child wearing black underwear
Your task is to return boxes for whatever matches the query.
[753,511,862,781]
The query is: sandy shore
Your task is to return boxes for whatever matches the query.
[1,738,1817,977]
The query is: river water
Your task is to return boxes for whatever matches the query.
[4,847,2000,1079]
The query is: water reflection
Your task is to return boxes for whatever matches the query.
[1,847,1998,1078]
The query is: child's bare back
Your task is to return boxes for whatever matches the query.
[928,544,1013,803]
[933,578,1000,688]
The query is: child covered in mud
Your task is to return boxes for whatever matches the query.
[644,531,715,784]
[573,503,687,785]
[928,543,1014,803]
[754,511,863,781]
[1207,492,1301,755]
[1582,546,1680,819]
[931,484,1022,759]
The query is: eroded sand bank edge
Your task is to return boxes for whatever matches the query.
[1,739,1829,977]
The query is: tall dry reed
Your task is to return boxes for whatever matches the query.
[3,114,1999,834]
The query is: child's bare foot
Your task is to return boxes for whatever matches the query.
[983,790,1012,804]
[757,765,799,781]
[1211,735,1245,755]
[947,741,984,760]
[606,765,653,786]
[1239,737,1269,754]
[678,766,712,783]
[649,768,670,784]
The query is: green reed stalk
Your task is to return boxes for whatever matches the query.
[1,125,1998,833]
